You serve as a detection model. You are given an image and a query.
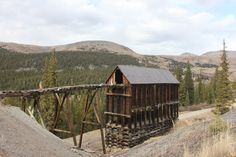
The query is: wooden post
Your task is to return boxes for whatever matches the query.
[63,95,77,146]
[78,89,97,148]
[21,97,27,112]
[52,93,68,130]
[78,91,90,148]
[94,93,106,154]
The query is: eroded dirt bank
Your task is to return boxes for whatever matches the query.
[0,104,92,157]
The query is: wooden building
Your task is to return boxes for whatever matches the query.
[105,65,179,147]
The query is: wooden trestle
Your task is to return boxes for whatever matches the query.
[0,84,126,154]
[0,83,180,152]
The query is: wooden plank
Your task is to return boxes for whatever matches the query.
[132,86,136,108]
[65,96,77,146]
[79,89,96,148]
[106,93,131,97]
[128,94,132,129]
[52,129,71,134]
[0,84,128,99]
[52,93,68,130]
[154,85,157,106]
[159,85,162,104]
[21,97,27,112]
[114,96,118,124]
[82,121,100,126]
[104,112,131,118]
[93,97,106,154]
[143,86,147,126]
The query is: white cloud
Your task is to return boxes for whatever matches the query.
[0,0,236,55]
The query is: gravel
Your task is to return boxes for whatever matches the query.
[0,104,92,157]
[2,102,235,157]
[113,106,236,157]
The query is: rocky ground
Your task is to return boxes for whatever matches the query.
[64,105,221,157]
[0,104,92,157]
[1,103,236,157]
[112,105,236,157]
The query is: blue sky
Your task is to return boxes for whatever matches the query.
[0,0,236,55]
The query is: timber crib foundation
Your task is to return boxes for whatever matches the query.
[105,65,179,148]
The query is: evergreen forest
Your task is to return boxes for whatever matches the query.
[1,47,235,137]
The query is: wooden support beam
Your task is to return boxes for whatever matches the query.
[106,93,131,97]
[52,93,68,129]
[78,89,98,149]
[82,121,100,126]
[93,96,106,154]
[64,95,77,146]
[78,91,91,149]
[104,112,131,118]
[0,84,128,99]
[21,97,26,112]
[52,129,71,134]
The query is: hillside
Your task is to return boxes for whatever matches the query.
[0,104,91,157]
[0,40,140,57]
[62,104,236,157]
[0,40,236,90]
[162,51,236,80]
[0,48,143,90]
[2,100,236,157]
[113,105,236,157]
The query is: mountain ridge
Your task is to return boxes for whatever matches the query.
[0,40,140,57]
[1,40,236,81]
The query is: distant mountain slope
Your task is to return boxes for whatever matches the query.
[1,40,236,81]
[54,41,140,57]
[0,48,142,71]
[0,42,50,53]
[0,40,140,57]
[162,51,236,81]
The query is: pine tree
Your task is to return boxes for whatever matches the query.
[185,91,190,106]
[207,83,214,104]
[184,61,194,105]
[174,64,186,106]
[174,64,183,82]
[41,49,58,129]
[197,76,204,103]
[215,40,233,114]
[212,67,219,102]
[179,82,186,106]
[194,84,199,104]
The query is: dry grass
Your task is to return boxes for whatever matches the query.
[179,103,215,112]
[184,131,236,157]
[209,118,228,135]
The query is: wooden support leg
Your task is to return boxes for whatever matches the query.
[21,97,27,112]
[64,96,77,146]
[78,89,99,149]
[33,96,46,128]
[52,93,68,130]
[78,92,90,148]
[94,94,106,154]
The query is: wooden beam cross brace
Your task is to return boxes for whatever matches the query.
[78,88,106,154]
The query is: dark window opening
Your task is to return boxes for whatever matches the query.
[115,69,123,84]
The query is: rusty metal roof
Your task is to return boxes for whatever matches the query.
[118,65,179,84]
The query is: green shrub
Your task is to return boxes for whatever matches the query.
[213,106,230,115]
[209,118,228,136]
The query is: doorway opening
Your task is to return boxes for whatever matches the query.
[115,69,123,84]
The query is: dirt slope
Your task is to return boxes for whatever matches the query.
[113,108,236,157]
[0,41,140,57]
[1,40,236,80]
[64,129,105,157]
[0,104,92,157]
[112,109,213,157]
[162,50,236,81]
